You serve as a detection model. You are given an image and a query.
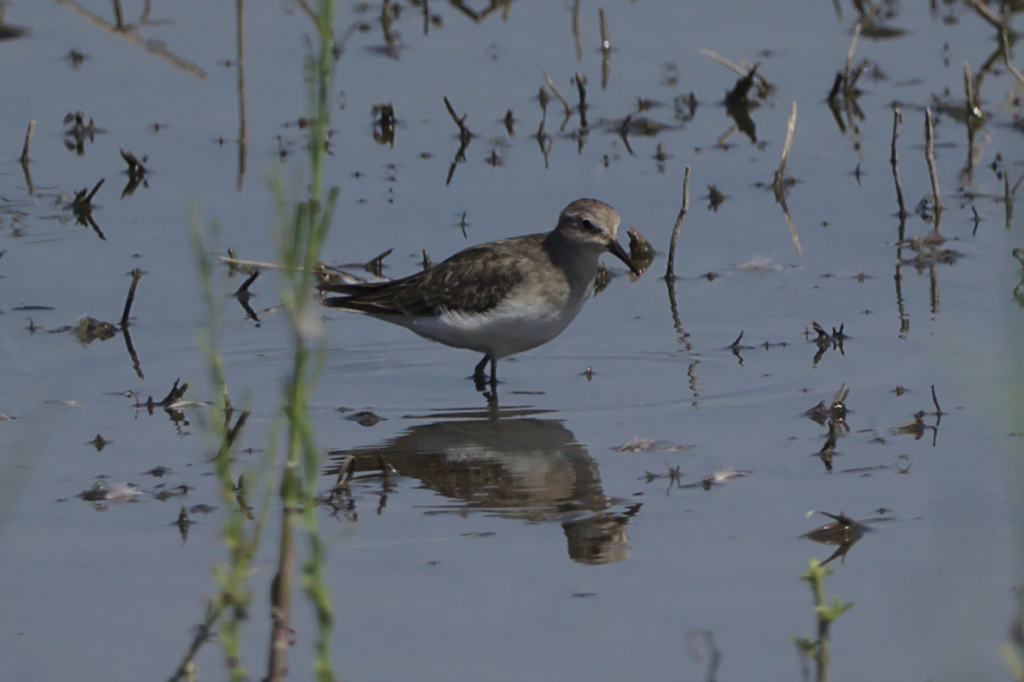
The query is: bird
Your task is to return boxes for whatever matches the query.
[320,198,640,389]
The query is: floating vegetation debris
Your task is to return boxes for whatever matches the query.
[614,436,694,453]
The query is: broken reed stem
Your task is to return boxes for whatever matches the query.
[698,48,748,78]
[963,61,979,115]
[220,255,299,271]
[442,96,460,126]
[120,267,142,329]
[925,107,941,215]
[85,178,105,203]
[443,96,471,140]
[1013,172,1024,197]
[599,8,612,89]
[665,165,691,282]
[542,69,572,117]
[236,0,247,145]
[536,85,550,138]
[20,120,35,162]
[573,71,588,127]
[776,101,797,186]
[890,106,906,219]
[1006,171,1013,231]
[772,102,801,258]
[963,0,1009,32]
[843,15,864,87]
[999,29,1024,87]
[599,8,610,52]
[235,0,247,191]
[52,0,207,78]
[292,0,317,24]
[890,106,901,167]
[571,0,582,62]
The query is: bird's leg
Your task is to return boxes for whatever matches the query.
[483,387,499,413]
[473,354,492,392]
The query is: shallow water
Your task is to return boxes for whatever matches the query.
[1,1,1023,680]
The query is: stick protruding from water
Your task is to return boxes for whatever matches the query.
[925,107,941,216]
[665,165,691,283]
[20,120,35,163]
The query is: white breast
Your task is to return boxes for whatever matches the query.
[407,291,589,359]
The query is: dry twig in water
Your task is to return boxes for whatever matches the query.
[121,268,142,329]
[443,96,472,143]
[962,0,1010,33]
[542,70,572,118]
[53,0,207,78]
[599,8,610,52]
[665,166,691,282]
[220,256,294,271]
[599,8,612,88]
[20,120,35,163]
[571,0,583,62]
[573,72,588,128]
[890,106,907,221]
[773,102,801,257]
[963,61,982,119]
[774,102,797,193]
[843,7,876,88]
[698,48,770,92]
[925,107,941,215]
[699,48,749,78]
[1000,30,1024,87]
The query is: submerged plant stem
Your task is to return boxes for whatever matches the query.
[665,165,691,282]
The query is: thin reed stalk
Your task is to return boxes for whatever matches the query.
[177,3,340,681]
[186,215,270,682]
[267,2,339,680]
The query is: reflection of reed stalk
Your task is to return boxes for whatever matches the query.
[266,2,339,681]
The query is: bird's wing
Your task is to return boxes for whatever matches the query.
[323,236,543,317]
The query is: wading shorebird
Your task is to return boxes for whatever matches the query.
[320,198,640,389]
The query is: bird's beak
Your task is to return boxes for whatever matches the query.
[607,239,641,276]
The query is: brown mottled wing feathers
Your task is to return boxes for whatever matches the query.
[324,235,543,316]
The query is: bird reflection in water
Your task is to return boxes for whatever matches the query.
[326,408,639,565]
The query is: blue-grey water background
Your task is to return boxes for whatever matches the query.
[1,1,1023,680]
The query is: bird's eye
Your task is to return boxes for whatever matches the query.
[580,219,598,232]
